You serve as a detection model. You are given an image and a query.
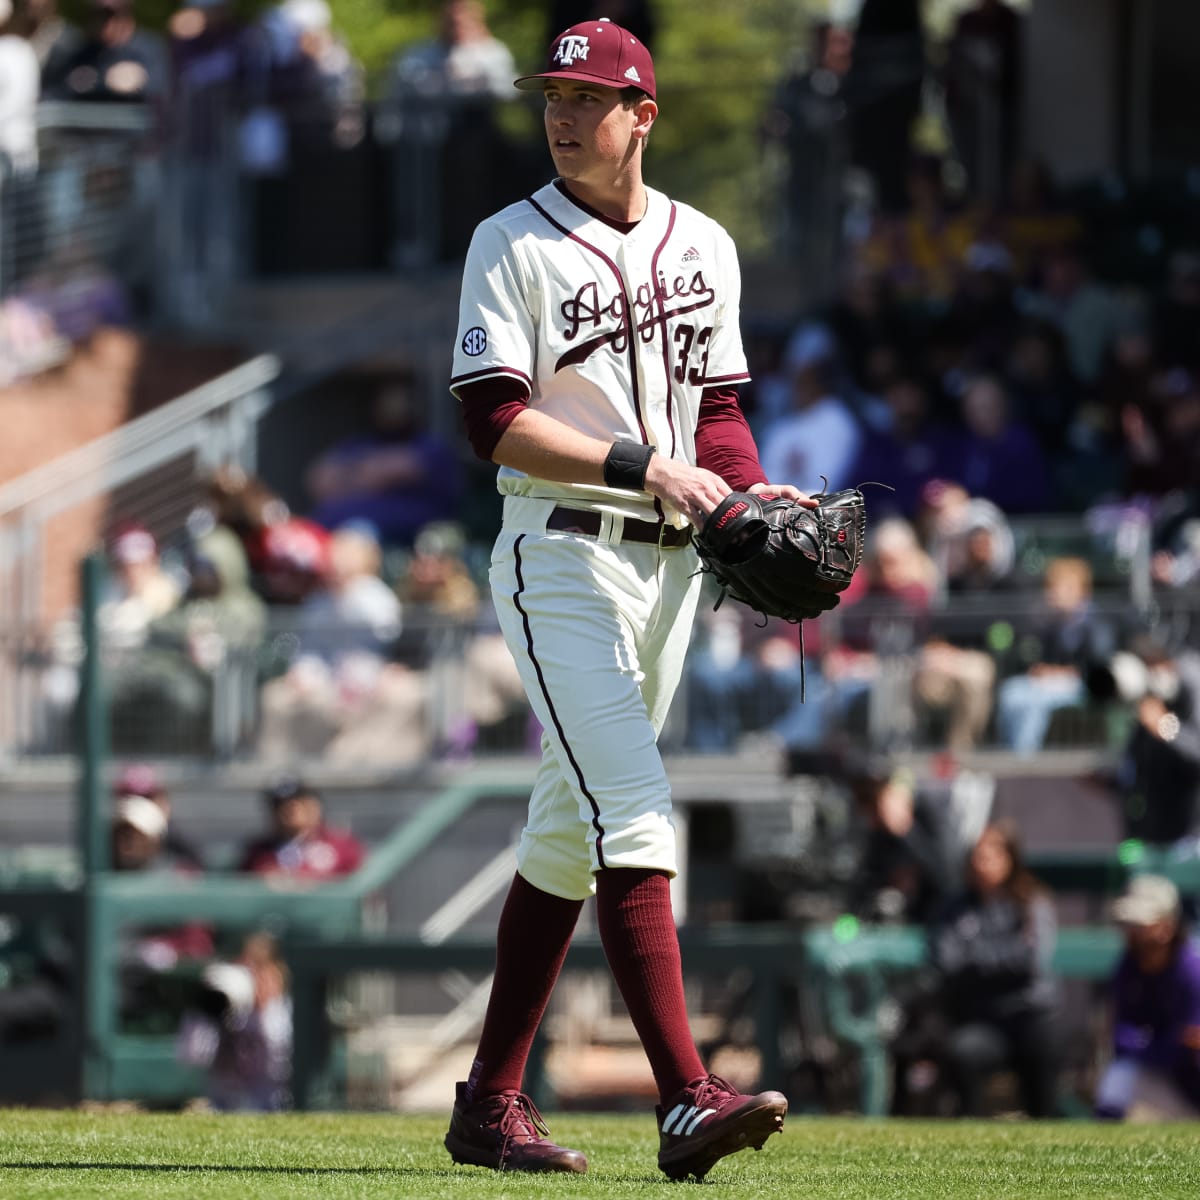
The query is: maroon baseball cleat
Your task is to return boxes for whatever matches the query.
[444,1083,588,1174]
[656,1073,787,1181]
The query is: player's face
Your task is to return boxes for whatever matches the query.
[543,80,649,183]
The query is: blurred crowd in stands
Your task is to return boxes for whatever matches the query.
[38,421,533,765]
[9,0,1195,843]
[765,760,1200,1121]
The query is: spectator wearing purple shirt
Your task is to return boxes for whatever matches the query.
[1095,875,1200,1120]
[946,373,1052,514]
[848,374,956,520]
[306,373,463,549]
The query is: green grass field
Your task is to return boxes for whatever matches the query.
[2,1109,1199,1199]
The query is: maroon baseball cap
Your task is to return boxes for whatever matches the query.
[515,18,656,100]
[114,762,163,798]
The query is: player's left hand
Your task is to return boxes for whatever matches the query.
[747,482,818,508]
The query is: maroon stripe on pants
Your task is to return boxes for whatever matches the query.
[511,534,608,865]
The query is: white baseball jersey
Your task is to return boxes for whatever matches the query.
[451,180,750,525]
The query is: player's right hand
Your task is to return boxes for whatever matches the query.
[644,456,730,528]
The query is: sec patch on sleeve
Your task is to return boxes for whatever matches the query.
[462,327,488,356]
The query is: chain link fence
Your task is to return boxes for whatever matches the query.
[0,103,157,384]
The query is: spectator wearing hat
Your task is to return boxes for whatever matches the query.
[107,524,267,755]
[111,793,214,1032]
[103,523,183,650]
[114,762,204,870]
[203,467,331,606]
[112,794,171,870]
[939,495,1018,596]
[236,777,364,880]
[255,522,431,766]
[1094,875,1200,1121]
[39,523,182,747]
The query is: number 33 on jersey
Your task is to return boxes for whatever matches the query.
[450,182,750,493]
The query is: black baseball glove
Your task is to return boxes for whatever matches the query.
[694,486,868,623]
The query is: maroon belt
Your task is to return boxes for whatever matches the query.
[546,505,693,549]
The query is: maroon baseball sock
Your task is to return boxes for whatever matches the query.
[595,867,706,1103]
[465,871,583,1101]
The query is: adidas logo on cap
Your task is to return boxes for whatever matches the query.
[624,66,641,83]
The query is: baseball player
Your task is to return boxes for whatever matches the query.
[444,18,813,1181]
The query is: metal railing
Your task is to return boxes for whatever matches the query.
[0,354,279,613]
[0,355,280,761]
[0,103,158,383]
[0,102,155,298]
[7,573,1194,768]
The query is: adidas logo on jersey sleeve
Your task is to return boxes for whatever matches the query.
[681,246,701,263]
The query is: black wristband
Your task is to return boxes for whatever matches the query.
[604,440,655,491]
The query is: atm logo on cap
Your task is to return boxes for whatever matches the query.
[555,35,590,66]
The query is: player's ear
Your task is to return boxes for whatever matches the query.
[632,98,657,142]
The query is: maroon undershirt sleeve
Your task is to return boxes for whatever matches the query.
[694,385,767,491]
[457,377,529,461]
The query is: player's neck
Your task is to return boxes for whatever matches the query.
[558,175,647,225]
